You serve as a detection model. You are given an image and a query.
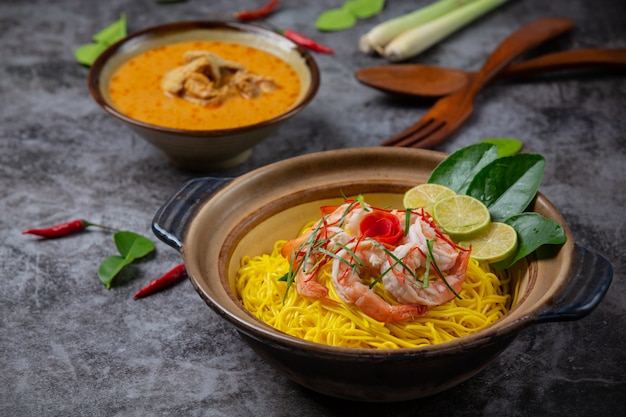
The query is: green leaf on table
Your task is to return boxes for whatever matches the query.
[316,0,385,31]
[74,13,127,67]
[492,212,567,269]
[98,230,155,289]
[480,138,523,157]
[98,255,131,289]
[74,43,109,66]
[428,142,499,194]
[114,231,155,259]
[467,154,546,222]
[344,0,385,19]
[316,8,357,31]
[92,13,127,44]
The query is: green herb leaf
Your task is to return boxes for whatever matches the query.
[74,13,127,67]
[428,142,499,194]
[98,230,155,289]
[316,0,385,31]
[467,154,545,222]
[492,212,567,269]
[427,141,567,268]
[74,43,109,66]
[114,231,155,259]
[345,0,385,19]
[316,8,357,31]
[98,255,131,289]
[92,13,127,45]
[480,138,523,157]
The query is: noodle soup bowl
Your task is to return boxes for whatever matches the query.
[89,21,320,171]
[152,147,612,402]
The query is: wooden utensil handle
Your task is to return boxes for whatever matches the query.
[502,48,626,78]
[468,17,574,96]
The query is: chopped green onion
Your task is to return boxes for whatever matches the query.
[423,239,434,288]
[359,0,478,54]
[333,242,364,267]
[425,239,463,300]
[383,0,511,62]
[404,209,411,237]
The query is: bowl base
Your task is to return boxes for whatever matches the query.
[162,148,253,171]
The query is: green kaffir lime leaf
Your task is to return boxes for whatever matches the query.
[74,43,109,66]
[93,13,127,44]
[75,13,127,67]
[98,255,130,289]
[345,0,385,19]
[481,138,523,157]
[316,8,357,31]
[113,231,155,259]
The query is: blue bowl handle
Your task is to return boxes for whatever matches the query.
[535,244,612,323]
[152,177,232,252]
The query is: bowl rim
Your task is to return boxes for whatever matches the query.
[87,20,321,136]
[180,147,575,357]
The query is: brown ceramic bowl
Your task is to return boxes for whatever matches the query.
[89,21,320,170]
[152,147,612,402]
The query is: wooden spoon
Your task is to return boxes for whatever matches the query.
[356,48,626,98]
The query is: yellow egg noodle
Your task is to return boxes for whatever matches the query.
[236,239,521,349]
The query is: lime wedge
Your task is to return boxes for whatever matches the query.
[432,194,491,239]
[458,222,518,264]
[403,183,456,213]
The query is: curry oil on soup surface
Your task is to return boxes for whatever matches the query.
[108,40,301,130]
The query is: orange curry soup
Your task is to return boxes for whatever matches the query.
[108,41,301,130]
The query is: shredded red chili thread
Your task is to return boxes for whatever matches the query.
[22,219,90,239]
[134,263,187,299]
[277,29,334,54]
[233,0,280,21]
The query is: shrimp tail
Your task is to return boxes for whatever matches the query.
[296,273,329,299]
[358,299,429,323]
[340,282,427,322]
[281,230,313,258]
[446,249,471,294]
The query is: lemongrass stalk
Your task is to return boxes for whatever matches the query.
[359,0,479,55]
[383,0,511,62]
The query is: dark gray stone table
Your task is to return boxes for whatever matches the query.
[1,0,624,415]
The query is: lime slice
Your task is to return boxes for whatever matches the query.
[458,222,518,263]
[432,195,491,239]
[403,183,456,213]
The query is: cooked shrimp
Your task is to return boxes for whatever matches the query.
[331,240,427,322]
[382,214,469,306]
[282,225,350,300]
[295,247,330,299]
[281,202,369,259]
[322,202,372,237]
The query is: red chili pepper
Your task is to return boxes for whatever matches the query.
[22,219,90,239]
[233,0,280,21]
[134,263,187,299]
[277,29,334,54]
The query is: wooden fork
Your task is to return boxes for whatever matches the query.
[381,17,574,148]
